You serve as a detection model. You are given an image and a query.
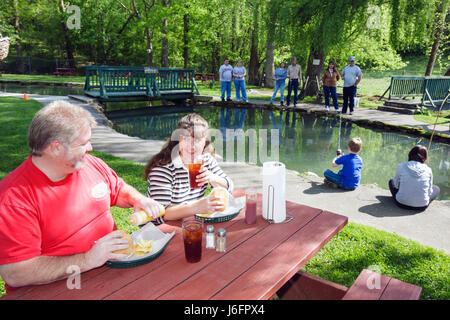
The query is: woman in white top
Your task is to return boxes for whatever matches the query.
[143,114,234,225]
[389,145,440,210]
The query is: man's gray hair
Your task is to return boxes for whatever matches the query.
[28,100,97,156]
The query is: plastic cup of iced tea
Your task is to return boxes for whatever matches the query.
[188,157,203,189]
[182,218,203,263]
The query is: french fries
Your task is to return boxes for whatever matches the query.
[134,239,153,257]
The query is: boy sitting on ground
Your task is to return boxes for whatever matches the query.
[323,137,363,190]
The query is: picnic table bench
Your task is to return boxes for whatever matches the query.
[277,269,422,300]
[195,72,215,83]
[1,191,348,300]
[53,67,77,76]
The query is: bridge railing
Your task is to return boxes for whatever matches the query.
[84,66,199,100]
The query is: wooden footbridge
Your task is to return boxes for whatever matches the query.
[84,66,199,103]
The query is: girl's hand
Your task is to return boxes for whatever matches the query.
[199,195,224,214]
[196,166,215,187]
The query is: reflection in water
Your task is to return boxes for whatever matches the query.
[109,106,450,200]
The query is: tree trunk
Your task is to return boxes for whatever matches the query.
[248,2,261,85]
[248,29,260,85]
[425,0,448,76]
[264,42,275,88]
[303,47,324,97]
[445,68,450,76]
[183,13,189,69]
[145,27,154,66]
[161,0,170,67]
[58,0,75,68]
[13,0,25,73]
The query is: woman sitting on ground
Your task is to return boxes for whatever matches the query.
[143,113,234,225]
[389,145,440,210]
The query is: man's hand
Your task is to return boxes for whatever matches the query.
[133,196,162,219]
[84,232,129,269]
[116,182,162,218]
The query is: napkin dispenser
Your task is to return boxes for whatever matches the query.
[262,161,286,223]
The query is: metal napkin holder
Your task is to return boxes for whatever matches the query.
[266,184,293,224]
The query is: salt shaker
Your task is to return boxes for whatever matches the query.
[216,228,226,253]
[206,225,215,249]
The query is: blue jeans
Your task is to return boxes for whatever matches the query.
[234,79,247,101]
[324,169,355,190]
[323,86,339,110]
[342,86,357,113]
[270,81,285,103]
[221,81,232,99]
[286,79,299,106]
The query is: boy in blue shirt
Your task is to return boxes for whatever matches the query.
[324,137,363,190]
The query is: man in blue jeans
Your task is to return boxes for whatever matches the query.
[324,137,363,190]
[219,58,233,101]
[341,56,362,115]
[286,58,302,107]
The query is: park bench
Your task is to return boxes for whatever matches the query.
[278,269,422,300]
[380,76,450,106]
[195,72,215,83]
[53,67,77,76]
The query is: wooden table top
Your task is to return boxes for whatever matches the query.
[3,193,347,300]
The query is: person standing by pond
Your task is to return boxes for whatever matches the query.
[341,56,362,115]
[321,61,340,111]
[219,58,233,102]
[389,145,440,211]
[232,60,248,102]
[286,57,302,107]
[270,61,287,106]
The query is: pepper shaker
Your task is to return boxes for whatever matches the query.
[216,228,226,253]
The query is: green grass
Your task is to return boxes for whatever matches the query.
[414,110,450,125]
[302,222,450,300]
[0,73,85,84]
[1,97,449,300]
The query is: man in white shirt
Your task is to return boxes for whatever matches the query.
[286,57,302,107]
[219,58,233,102]
[341,56,362,115]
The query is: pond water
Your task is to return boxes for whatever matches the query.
[109,106,450,200]
[0,83,84,96]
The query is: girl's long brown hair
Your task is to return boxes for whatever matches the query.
[143,113,214,180]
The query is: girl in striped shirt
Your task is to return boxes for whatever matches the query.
[143,114,234,225]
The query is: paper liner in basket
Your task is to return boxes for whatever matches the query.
[115,223,175,262]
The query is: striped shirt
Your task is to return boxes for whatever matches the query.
[146,153,234,225]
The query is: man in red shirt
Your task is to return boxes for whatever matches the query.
[0,100,162,291]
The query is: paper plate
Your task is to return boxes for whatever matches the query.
[106,223,175,268]
[195,196,245,223]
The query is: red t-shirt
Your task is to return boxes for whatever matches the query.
[0,154,124,290]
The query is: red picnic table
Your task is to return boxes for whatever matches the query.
[2,191,347,300]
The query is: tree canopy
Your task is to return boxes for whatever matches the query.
[0,0,448,91]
